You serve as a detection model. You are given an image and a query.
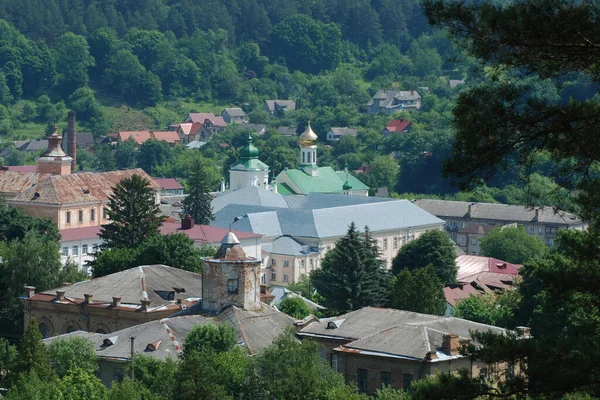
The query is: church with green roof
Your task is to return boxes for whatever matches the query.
[229,135,271,190]
[275,123,369,196]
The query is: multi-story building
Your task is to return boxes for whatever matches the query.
[413,199,587,250]
[367,89,422,114]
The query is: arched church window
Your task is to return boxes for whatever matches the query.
[39,323,51,338]
[227,271,239,294]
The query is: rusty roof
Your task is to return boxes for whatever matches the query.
[152,131,180,143]
[118,131,152,145]
[0,171,49,196]
[8,169,159,205]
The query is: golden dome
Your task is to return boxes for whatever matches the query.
[299,121,318,146]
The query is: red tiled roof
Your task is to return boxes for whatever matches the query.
[385,119,411,132]
[118,131,152,145]
[155,178,184,191]
[152,131,181,143]
[186,113,217,124]
[444,284,481,307]
[160,222,262,244]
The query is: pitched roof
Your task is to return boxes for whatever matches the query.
[159,222,262,243]
[152,131,181,143]
[155,178,184,191]
[205,116,227,128]
[329,127,358,137]
[277,126,298,136]
[280,166,368,194]
[262,236,318,256]
[9,169,159,205]
[234,123,267,134]
[40,264,203,307]
[413,199,584,226]
[0,165,37,173]
[186,113,217,124]
[300,307,504,360]
[76,132,95,146]
[384,119,411,132]
[222,108,246,117]
[0,171,49,196]
[264,100,296,112]
[212,187,289,212]
[456,255,521,282]
[178,123,194,135]
[212,199,444,239]
[118,131,152,145]
[367,90,421,109]
[186,140,206,149]
[21,139,49,152]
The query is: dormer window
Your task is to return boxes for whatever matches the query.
[154,290,175,301]
[227,271,239,294]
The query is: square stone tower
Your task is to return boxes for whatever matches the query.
[201,232,262,312]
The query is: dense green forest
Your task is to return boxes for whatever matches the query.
[0,0,591,206]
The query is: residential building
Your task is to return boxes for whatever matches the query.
[175,122,195,144]
[154,178,184,195]
[196,117,227,141]
[367,90,422,115]
[117,131,151,145]
[221,107,247,123]
[298,307,512,395]
[21,265,204,338]
[18,139,49,153]
[413,199,587,247]
[185,140,206,149]
[382,119,411,137]
[445,255,522,315]
[62,132,95,151]
[326,127,358,141]
[229,136,270,191]
[277,126,298,136]
[449,79,465,88]
[181,113,227,141]
[261,236,321,286]
[151,131,181,145]
[263,100,296,116]
[233,123,267,135]
[276,123,369,196]
[454,223,506,255]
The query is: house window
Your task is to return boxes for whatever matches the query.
[283,274,289,282]
[302,152,305,163]
[331,354,338,373]
[538,227,543,234]
[271,272,276,281]
[548,239,555,246]
[90,208,95,221]
[82,244,88,254]
[529,226,535,234]
[479,367,488,380]
[383,239,388,250]
[261,274,265,284]
[284,260,289,267]
[78,210,83,223]
[460,222,465,228]
[92,244,98,253]
[72,246,79,256]
[227,272,239,294]
[381,371,391,388]
[62,247,69,256]
[113,368,125,383]
[82,264,89,275]
[471,237,478,245]
[103,207,108,219]
[393,237,398,249]
[66,211,71,224]
[310,259,314,267]
[39,323,51,339]
[403,374,413,392]
[271,259,276,267]
[357,369,368,393]
[457,235,466,245]
[300,259,305,267]
[449,221,457,227]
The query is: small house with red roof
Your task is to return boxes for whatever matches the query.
[382,119,411,137]
[117,131,152,145]
[151,131,181,145]
[154,178,184,195]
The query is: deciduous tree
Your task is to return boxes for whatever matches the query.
[480,226,547,265]
[388,265,446,316]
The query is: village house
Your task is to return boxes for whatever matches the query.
[263,99,296,116]
[233,123,267,135]
[367,90,422,114]
[277,126,298,136]
[326,127,358,141]
[117,131,152,145]
[298,307,519,395]
[154,178,185,196]
[413,199,587,247]
[221,107,247,123]
[382,119,411,137]
[151,131,181,145]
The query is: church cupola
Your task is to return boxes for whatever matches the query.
[299,121,319,177]
[36,122,73,175]
[229,135,270,191]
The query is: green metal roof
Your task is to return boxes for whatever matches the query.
[230,158,269,171]
[277,182,295,195]
[281,167,368,194]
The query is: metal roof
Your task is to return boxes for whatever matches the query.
[222,108,247,117]
[212,187,289,212]
[279,166,368,194]
[456,255,521,282]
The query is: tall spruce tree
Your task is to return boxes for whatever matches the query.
[311,223,386,313]
[181,159,215,225]
[16,317,52,381]
[99,174,164,249]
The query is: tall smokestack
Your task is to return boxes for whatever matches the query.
[67,111,77,172]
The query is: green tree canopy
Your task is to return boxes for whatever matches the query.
[279,297,311,319]
[181,158,216,225]
[183,323,237,357]
[99,174,164,249]
[454,289,521,329]
[311,223,388,313]
[391,229,457,284]
[15,317,52,380]
[388,265,446,316]
[137,138,173,175]
[480,226,547,265]
[47,337,98,378]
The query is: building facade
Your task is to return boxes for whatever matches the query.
[229,136,271,191]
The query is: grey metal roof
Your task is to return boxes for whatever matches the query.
[42,265,203,307]
[212,187,289,212]
[223,108,246,117]
[299,307,505,359]
[329,127,358,137]
[269,285,325,311]
[268,236,318,256]
[186,140,206,149]
[284,192,394,209]
[235,123,266,134]
[413,199,584,226]
[367,90,421,107]
[212,199,444,239]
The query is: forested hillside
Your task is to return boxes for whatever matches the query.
[0,0,590,206]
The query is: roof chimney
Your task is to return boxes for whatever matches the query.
[24,286,36,298]
[112,296,121,307]
[181,214,195,230]
[442,333,461,356]
[140,299,151,311]
[67,111,77,172]
[56,290,66,301]
[84,293,93,304]
[468,203,475,218]
[535,207,542,222]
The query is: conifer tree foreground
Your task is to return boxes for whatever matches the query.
[100,174,164,249]
[311,223,388,313]
[182,159,215,225]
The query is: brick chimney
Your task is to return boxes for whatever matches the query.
[140,299,151,311]
[535,207,543,222]
[24,286,36,298]
[112,296,121,307]
[467,203,475,218]
[56,290,66,301]
[67,111,77,172]
[181,214,195,230]
[442,333,461,356]
[84,293,93,304]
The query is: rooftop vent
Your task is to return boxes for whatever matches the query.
[326,319,345,329]
[102,336,118,347]
[145,340,161,352]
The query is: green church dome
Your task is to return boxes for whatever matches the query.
[240,135,259,159]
